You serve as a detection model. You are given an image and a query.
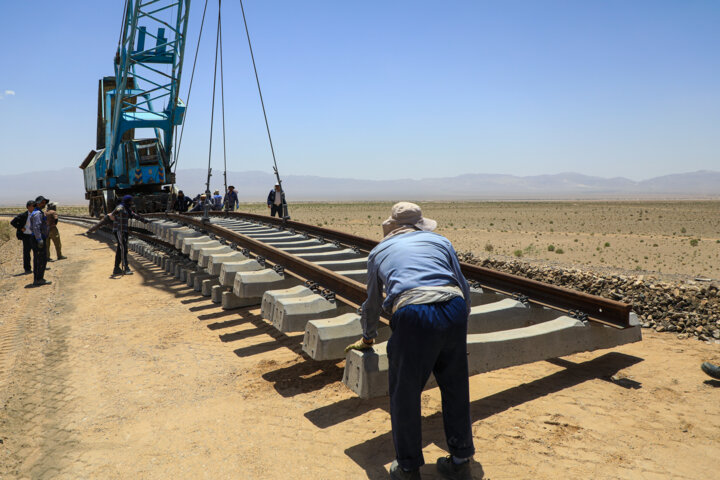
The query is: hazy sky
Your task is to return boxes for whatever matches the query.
[0,0,718,181]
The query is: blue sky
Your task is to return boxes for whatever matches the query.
[0,0,718,181]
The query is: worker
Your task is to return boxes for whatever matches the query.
[224,185,239,211]
[266,183,285,218]
[173,190,192,213]
[27,196,51,287]
[212,190,223,210]
[10,200,37,275]
[701,362,720,380]
[109,195,149,276]
[45,202,66,261]
[345,202,475,480]
[190,194,210,212]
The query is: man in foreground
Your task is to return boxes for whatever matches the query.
[10,200,36,274]
[346,202,475,480]
[109,195,149,276]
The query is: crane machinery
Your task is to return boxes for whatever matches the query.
[80,0,191,216]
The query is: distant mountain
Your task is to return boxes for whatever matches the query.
[1,168,719,206]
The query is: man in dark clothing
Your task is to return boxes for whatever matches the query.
[28,196,51,287]
[190,194,211,212]
[109,195,149,276]
[174,190,192,213]
[266,183,286,218]
[10,200,36,274]
[45,202,66,261]
[224,186,239,211]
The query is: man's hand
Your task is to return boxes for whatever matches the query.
[345,337,375,353]
[38,239,44,248]
[21,227,25,232]
[267,204,271,208]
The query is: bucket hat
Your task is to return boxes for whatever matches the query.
[382,202,436,237]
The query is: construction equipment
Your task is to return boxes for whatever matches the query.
[80,0,191,216]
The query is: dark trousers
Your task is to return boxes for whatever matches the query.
[270,204,283,217]
[21,235,33,272]
[114,231,129,269]
[30,238,47,283]
[387,296,475,470]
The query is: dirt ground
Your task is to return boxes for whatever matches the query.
[0,221,719,479]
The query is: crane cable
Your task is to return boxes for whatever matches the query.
[219,11,229,207]
[203,0,224,219]
[166,0,209,212]
[239,0,289,219]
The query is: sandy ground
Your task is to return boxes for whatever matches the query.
[0,222,719,479]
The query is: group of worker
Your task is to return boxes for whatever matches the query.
[172,186,239,213]
[171,183,286,218]
[9,195,65,288]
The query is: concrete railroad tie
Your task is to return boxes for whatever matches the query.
[343,313,642,398]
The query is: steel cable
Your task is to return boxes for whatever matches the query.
[238,0,289,219]
[205,0,222,201]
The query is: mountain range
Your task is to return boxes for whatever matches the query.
[1,168,719,206]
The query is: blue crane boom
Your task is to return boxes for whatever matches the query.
[80,0,191,216]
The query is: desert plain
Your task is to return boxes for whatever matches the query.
[0,200,718,479]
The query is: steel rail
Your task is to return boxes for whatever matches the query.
[148,211,632,328]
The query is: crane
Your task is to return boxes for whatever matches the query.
[80,0,191,216]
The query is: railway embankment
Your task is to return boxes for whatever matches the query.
[459,252,720,342]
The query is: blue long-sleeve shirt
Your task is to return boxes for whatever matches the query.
[29,208,48,241]
[360,230,471,340]
[224,190,239,210]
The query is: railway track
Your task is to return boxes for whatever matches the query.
[131,211,641,398]
[3,210,642,397]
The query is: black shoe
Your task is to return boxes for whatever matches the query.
[436,456,472,480]
[389,460,421,480]
[23,270,32,275]
[113,267,123,275]
[58,255,67,260]
[47,258,55,262]
[33,280,52,287]
[701,362,720,380]
[124,268,133,275]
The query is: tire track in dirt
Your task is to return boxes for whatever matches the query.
[0,227,86,478]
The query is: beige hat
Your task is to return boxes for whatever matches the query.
[382,202,436,237]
